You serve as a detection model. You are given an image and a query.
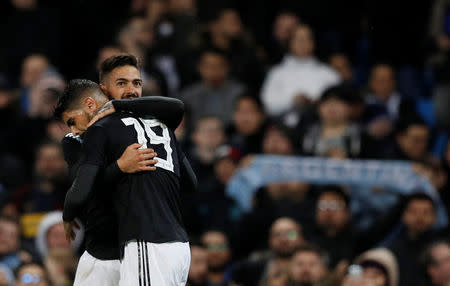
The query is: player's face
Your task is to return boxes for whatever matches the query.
[101,65,142,100]
[62,109,91,136]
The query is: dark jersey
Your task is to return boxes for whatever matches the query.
[61,96,192,259]
[82,112,189,245]
[62,134,121,260]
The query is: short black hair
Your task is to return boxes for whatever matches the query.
[395,115,428,135]
[292,244,329,267]
[405,192,436,210]
[53,79,102,119]
[319,85,358,105]
[99,53,139,83]
[199,47,229,64]
[317,185,350,207]
[233,92,264,112]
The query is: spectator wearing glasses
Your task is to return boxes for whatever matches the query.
[201,230,233,286]
[14,262,49,286]
[388,193,439,286]
[306,186,407,268]
[231,217,306,286]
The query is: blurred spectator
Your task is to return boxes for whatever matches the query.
[262,123,296,155]
[2,0,60,84]
[84,45,121,82]
[191,145,239,234]
[146,0,168,27]
[306,186,353,267]
[266,11,300,64]
[261,24,340,116]
[13,141,68,213]
[342,248,399,286]
[0,263,14,286]
[19,55,50,114]
[364,64,416,140]
[421,240,450,286]
[117,16,153,62]
[231,217,306,286]
[389,117,433,162]
[188,240,209,286]
[429,0,450,84]
[0,216,21,271]
[188,116,226,192]
[35,211,82,261]
[213,145,241,186]
[300,86,378,159]
[117,16,169,97]
[306,186,404,268]
[329,53,354,85]
[179,48,245,125]
[20,55,50,90]
[43,248,77,286]
[228,95,267,155]
[200,8,265,90]
[28,72,65,119]
[201,230,233,285]
[388,193,438,286]
[0,79,25,190]
[14,262,49,286]
[286,245,328,286]
[150,0,199,90]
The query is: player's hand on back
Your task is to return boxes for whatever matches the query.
[117,143,158,173]
[87,101,116,128]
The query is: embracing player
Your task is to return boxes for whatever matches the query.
[55,54,196,286]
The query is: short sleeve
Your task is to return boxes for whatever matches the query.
[82,125,108,166]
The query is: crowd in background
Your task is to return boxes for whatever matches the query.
[2,0,450,285]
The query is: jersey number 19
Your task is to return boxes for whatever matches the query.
[122,117,174,173]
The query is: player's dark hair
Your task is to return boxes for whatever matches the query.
[317,185,350,208]
[53,79,102,119]
[99,54,140,83]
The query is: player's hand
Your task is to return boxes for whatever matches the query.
[63,221,80,242]
[87,101,116,128]
[117,143,158,173]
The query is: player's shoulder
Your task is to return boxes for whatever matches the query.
[91,112,126,128]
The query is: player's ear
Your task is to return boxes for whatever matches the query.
[83,97,97,111]
[100,83,108,96]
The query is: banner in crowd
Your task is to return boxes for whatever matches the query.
[226,155,448,228]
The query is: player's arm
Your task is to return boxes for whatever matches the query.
[180,152,197,192]
[177,142,197,192]
[61,134,83,181]
[63,126,107,229]
[89,96,184,130]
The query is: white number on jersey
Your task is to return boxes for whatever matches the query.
[122,117,174,173]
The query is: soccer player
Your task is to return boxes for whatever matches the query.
[59,93,185,286]
[55,79,196,285]
[57,54,193,286]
